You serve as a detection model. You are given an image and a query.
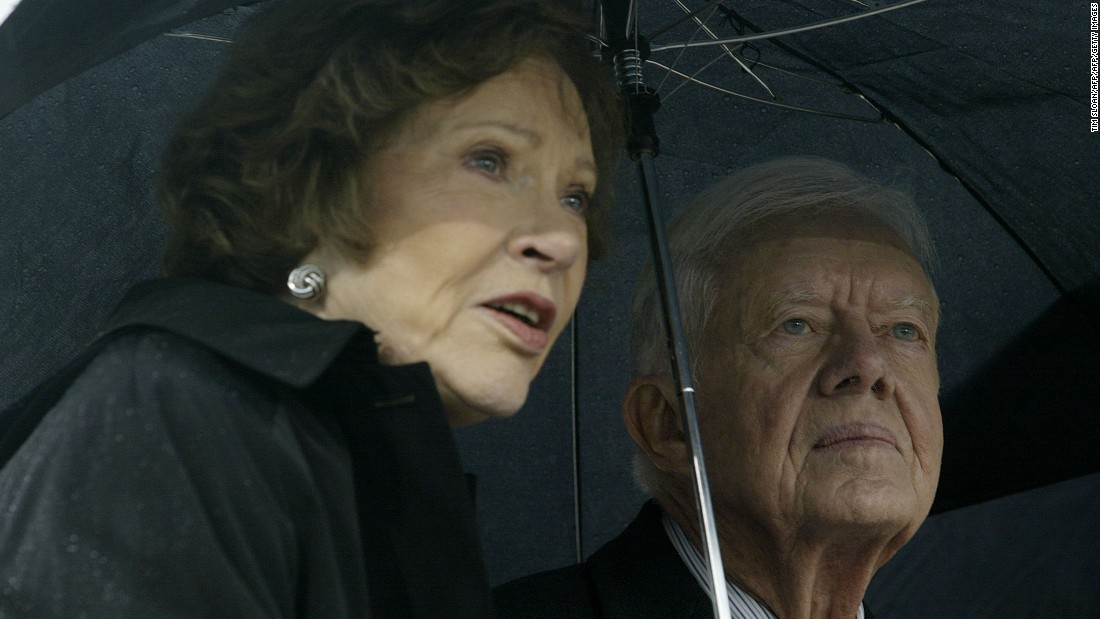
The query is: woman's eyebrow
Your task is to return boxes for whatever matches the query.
[575,157,597,175]
[453,120,542,147]
[454,120,597,176]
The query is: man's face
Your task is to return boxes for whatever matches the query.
[696,219,942,547]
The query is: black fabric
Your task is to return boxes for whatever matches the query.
[867,472,1100,618]
[0,277,495,618]
[0,0,250,119]
[495,501,712,619]
[0,277,361,470]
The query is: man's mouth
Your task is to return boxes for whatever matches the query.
[813,423,898,449]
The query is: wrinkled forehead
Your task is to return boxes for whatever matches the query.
[719,217,938,321]
[737,212,914,254]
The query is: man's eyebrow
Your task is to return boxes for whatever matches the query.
[762,290,939,319]
[887,295,940,321]
[763,288,825,315]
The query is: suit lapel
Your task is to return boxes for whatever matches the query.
[586,502,713,618]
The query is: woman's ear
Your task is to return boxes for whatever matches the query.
[622,376,691,475]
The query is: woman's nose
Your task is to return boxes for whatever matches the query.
[817,328,895,399]
[506,196,584,273]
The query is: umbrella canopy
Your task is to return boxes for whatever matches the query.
[1,0,1097,609]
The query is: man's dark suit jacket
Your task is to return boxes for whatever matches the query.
[495,501,713,618]
[494,500,876,619]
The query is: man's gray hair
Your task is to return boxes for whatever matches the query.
[628,156,936,497]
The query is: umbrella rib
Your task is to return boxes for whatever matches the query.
[624,0,637,40]
[648,59,884,123]
[733,56,884,117]
[587,32,609,50]
[163,32,234,44]
[659,51,730,103]
[655,3,882,118]
[655,2,723,94]
[648,0,727,41]
[748,58,850,89]
[650,0,926,52]
[667,0,776,100]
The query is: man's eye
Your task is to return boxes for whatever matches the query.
[890,323,920,341]
[467,150,506,175]
[560,191,591,215]
[781,318,810,335]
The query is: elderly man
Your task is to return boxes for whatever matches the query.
[495,157,943,619]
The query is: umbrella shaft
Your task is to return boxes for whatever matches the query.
[637,153,732,619]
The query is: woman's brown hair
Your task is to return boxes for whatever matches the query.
[159,0,624,293]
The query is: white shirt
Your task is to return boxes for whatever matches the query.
[661,512,866,619]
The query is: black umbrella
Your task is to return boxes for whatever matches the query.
[2,0,1098,613]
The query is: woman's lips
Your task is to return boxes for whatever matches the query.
[479,292,557,353]
[813,423,898,449]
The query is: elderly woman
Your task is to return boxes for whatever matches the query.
[0,0,622,616]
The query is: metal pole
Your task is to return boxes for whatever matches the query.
[570,318,584,563]
[636,152,731,619]
[600,3,729,616]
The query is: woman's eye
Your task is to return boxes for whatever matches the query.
[780,318,810,335]
[467,150,506,176]
[561,191,591,215]
[890,323,920,341]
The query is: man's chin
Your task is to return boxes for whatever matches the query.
[804,476,928,533]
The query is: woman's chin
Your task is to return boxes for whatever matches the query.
[439,380,529,428]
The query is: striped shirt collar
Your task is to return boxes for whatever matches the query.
[661,511,866,619]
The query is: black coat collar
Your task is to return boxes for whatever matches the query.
[589,500,714,618]
[101,277,371,388]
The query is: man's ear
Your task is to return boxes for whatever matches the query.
[622,376,692,475]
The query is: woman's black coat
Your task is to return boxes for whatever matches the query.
[0,277,495,618]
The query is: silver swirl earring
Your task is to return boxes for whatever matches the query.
[287,264,326,300]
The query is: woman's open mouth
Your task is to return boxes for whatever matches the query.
[480,292,557,353]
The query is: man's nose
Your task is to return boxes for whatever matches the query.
[817,327,894,399]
